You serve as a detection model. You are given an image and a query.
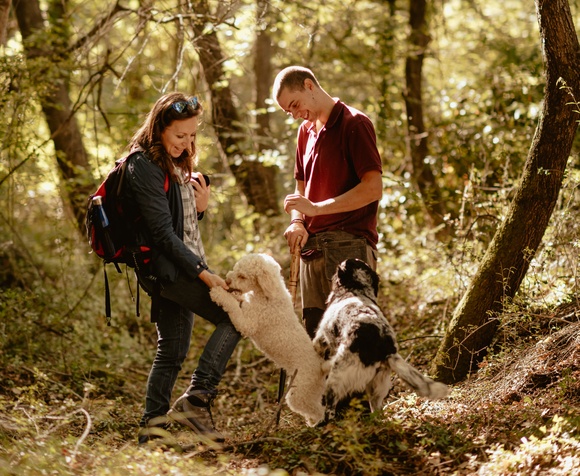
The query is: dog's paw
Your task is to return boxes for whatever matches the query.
[210,287,242,315]
[229,289,243,301]
[306,415,324,427]
[209,287,226,304]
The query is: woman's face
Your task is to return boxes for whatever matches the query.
[161,116,198,158]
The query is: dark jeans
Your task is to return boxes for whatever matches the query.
[139,272,241,425]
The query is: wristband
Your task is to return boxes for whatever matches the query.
[290,218,305,225]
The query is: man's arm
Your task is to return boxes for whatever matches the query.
[288,180,306,219]
[284,180,309,252]
[284,170,382,217]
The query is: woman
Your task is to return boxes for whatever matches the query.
[124,92,241,444]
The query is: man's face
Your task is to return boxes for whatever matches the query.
[277,80,317,122]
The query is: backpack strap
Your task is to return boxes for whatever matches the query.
[103,263,112,326]
[135,274,141,318]
[116,263,140,320]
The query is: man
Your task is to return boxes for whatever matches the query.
[273,66,383,338]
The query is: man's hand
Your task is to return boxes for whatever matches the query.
[284,193,318,217]
[284,221,308,253]
[284,171,383,217]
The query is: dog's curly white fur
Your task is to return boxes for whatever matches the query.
[314,259,450,421]
[210,253,326,426]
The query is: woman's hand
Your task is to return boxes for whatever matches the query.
[199,270,229,290]
[191,172,210,213]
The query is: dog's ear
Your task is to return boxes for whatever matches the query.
[370,266,379,297]
[255,274,280,298]
[242,254,286,299]
[333,259,349,289]
[371,269,381,297]
[334,259,380,296]
[353,259,380,296]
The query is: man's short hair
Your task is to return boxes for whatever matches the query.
[272,66,320,102]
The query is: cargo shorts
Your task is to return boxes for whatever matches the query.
[299,230,377,310]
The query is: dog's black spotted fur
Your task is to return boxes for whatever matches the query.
[350,322,396,367]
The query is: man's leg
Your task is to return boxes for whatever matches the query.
[300,255,330,338]
[302,307,325,339]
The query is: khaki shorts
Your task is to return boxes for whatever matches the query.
[300,230,377,310]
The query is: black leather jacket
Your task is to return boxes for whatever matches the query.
[124,151,208,283]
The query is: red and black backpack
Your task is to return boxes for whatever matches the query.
[85,153,169,323]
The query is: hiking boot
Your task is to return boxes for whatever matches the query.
[168,390,225,442]
[137,415,172,445]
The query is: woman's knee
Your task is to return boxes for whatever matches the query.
[155,340,189,366]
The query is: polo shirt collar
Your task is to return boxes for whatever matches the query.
[305,99,344,134]
[325,98,344,129]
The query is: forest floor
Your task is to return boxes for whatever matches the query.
[1,299,580,475]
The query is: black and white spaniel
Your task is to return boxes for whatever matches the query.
[313,259,449,421]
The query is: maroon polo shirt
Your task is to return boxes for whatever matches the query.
[294,100,383,248]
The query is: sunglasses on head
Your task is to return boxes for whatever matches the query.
[171,96,198,113]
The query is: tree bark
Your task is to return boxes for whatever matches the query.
[188,1,280,216]
[375,0,397,143]
[404,0,449,238]
[13,0,94,235]
[0,0,9,45]
[431,0,580,384]
[254,0,273,152]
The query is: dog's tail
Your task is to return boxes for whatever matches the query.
[388,354,449,399]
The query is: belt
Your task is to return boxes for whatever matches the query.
[303,231,365,251]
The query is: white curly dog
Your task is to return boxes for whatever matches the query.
[210,253,326,426]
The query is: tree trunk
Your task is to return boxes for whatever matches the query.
[0,0,9,45]
[254,0,273,152]
[431,0,580,384]
[404,0,449,238]
[13,0,94,235]
[376,0,397,143]
[188,1,280,216]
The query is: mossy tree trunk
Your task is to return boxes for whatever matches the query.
[431,0,580,384]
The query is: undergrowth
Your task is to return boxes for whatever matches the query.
[2,289,580,475]
[1,159,580,474]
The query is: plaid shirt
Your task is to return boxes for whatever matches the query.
[176,169,206,263]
